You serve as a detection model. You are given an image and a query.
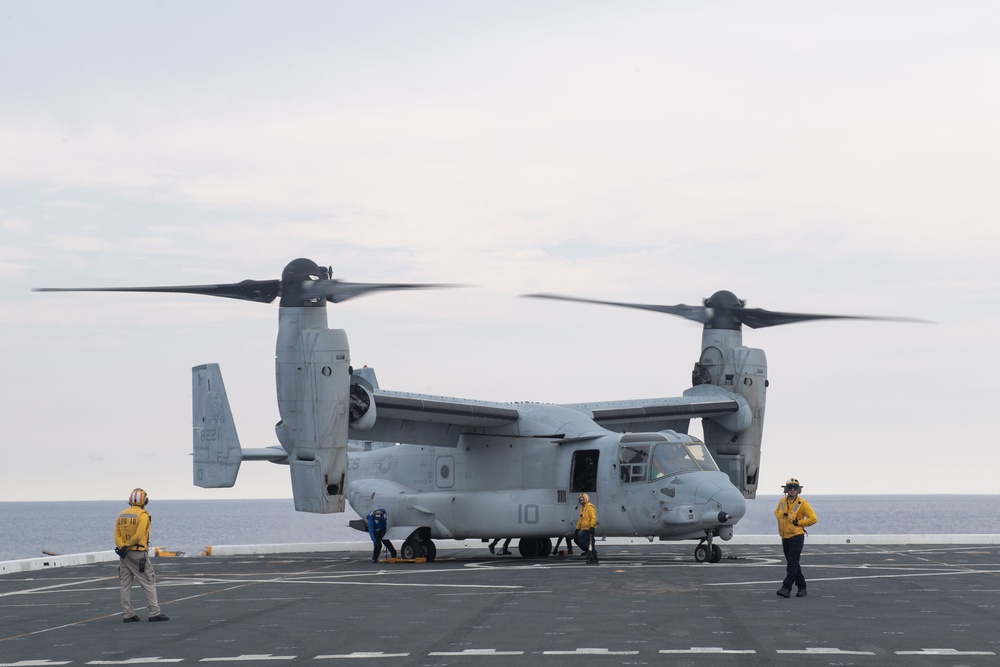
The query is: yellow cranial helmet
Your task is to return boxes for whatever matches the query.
[129,488,148,507]
[783,478,801,491]
[578,493,589,503]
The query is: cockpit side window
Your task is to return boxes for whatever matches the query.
[618,444,650,483]
[651,443,701,479]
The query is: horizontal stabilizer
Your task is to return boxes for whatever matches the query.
[241,446,288,463]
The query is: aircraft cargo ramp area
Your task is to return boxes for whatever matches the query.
[2,541,998,665]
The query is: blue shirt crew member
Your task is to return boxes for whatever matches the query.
[774,478,818,598]
[367,508,397,563]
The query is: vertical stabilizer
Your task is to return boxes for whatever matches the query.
[192,363,243,488]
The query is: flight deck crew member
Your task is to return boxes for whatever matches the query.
[575,493,599,564]
[774,478,818,598]
[552,535,574,556]
[114,488,168,622]
[367,508,397,562]
[488,537,512,555]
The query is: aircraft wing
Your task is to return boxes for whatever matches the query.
[350,389,522,447]
[566,391,741,433]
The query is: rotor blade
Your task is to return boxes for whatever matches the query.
[33,279,281,303]
[303,279,467,304]
[738,308,930,329]
[522,293,708,324]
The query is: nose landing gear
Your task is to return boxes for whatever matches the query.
[694,532,723,563]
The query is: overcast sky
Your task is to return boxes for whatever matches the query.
[2,1,998,505]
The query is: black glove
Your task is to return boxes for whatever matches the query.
[792,519,799,526]
[114,546,128,558]
[574,529,579,537]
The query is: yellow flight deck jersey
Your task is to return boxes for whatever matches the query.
[576,501,598,531]
[115,506,151,552]
[774,496,817,539]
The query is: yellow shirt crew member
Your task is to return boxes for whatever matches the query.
[114,488,168,622]
[115,505,151,552]
[773,478,818,598]
[774,492,818,538]
[576,493,599,564]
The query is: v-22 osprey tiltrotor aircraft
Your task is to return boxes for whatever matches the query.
[35,258,917,562]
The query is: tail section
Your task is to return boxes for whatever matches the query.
[192,363,243,488]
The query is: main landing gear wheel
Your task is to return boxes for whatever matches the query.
[400,537,436,562]
[538,537,552,558]
[517,537,552,558]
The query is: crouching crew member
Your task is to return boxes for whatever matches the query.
[367,508,397,562]
[114,488,168,622]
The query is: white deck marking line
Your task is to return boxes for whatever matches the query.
[437,590,550,596]
[0,577,115,597]
[199,655,296,661]
[543,649,640,655]
[86,659,184,665]
[895,648,997,655]
[708,569,985,586]
[659,647,756,654]
[428,649,523,656]
[776,648,876,655]
[1,583,251,643]
[313,652,410,659]
[0,660,73,666]
[184,578,522,590]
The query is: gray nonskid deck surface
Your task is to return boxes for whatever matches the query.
[1,543,998,666]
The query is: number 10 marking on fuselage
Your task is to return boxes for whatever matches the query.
[519,504,539,524]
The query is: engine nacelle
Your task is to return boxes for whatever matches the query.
[275,311,352,514]
[349,382,377,431]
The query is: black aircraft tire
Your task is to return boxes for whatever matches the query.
[709,544,722,563]
[517,538,539,558]
[401,538,420,560]
[694,544,709,563]
[424,540,436,563]
[537,538,552,558]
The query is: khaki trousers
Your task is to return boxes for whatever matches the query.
[119,550,160,618]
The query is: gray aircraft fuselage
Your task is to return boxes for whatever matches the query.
[345,404,746,544]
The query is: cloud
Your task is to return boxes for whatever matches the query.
[1,2,999,501]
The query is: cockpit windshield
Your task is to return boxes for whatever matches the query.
[618,438,721,484]
[650,442,719,480]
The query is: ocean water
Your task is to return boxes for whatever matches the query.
[2,495,998,562]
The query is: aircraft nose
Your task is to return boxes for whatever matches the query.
[711,484,747,523]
